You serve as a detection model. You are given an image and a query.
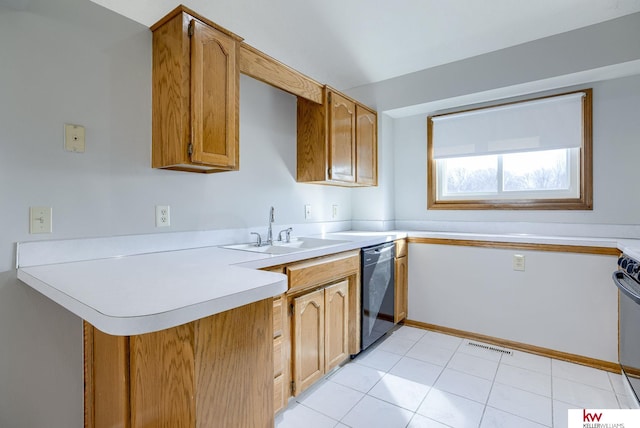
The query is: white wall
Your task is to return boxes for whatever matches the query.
[408,244,619,362]
[392,75,640,234]
[0,1,351,426]
[347,12,640,114]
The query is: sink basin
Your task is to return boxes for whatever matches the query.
[222,237,349,255]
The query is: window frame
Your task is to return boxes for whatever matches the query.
[427,89,593,210]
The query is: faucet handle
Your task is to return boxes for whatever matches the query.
[278,227,293,243]
[250,232,262,247]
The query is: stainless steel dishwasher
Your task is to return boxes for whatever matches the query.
[361,242,395,351]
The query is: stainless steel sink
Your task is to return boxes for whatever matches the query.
[222,237,349,255]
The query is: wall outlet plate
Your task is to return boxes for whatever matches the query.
[513,254,525,271]
[156,205,170,227]
[332,204,338,219]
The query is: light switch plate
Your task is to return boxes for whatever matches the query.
[30,206,52,234]
[64,123,85,153]
[332,204,338,219]
[304,204,312,220]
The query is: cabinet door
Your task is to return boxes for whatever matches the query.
[292,289,325,395]
[356,105,377,186]
[324,280,349,372]
[328,91,356,183]
[190,19,239,169]
[394,256,408,323]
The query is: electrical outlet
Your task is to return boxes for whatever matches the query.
[513,254,525,271]
[156,205,170,227]
[30,206,52,234]
[64,123,85,153]
[304,204,312,220]
[332,204,338,219]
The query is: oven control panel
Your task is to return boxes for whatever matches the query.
[619,255,640,282]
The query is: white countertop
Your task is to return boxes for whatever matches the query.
[17,231,405,336]
[16,228,640,336]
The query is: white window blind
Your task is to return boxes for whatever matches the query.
[431,92,585,159]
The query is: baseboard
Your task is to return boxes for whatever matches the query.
[404,319,620,374]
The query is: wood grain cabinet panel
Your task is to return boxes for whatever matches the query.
[328,92,356,183]
[355,104,378,186]
[84,299,273,428]
[394,255,408,323]
[291,280,351,396]
[293,288,325,395]
[151,6,240,173]
[297,86,378,186]
[324,280,349,372]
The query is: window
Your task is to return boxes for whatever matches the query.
[427,89,592,210]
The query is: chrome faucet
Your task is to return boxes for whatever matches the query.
[250,232,262,247]
[266,206,275,245]
[278,227,293,243]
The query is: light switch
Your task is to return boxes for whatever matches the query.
[304,205,312,220]
[332,204,338,219]
[64,123,85,153]
[30,206,52,234]
[513,254,525,271]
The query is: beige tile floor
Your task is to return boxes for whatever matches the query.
[275,326,634,428]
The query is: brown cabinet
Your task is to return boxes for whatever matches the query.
[292,280,349,396]
[394,239,408,323]
[297,87,377,186]
[151,6,241,173]
[272,294,289,414]
[273,251,360,402]
[292,288,326,394]
[324,281,350,371]
[84,299,274,428]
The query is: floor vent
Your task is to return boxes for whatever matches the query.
[467,341,513,356]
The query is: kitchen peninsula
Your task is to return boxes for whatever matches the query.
[17,232,402,427]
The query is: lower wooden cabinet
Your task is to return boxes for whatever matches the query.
[394,255,408,323]
[324,281,350,371]
[394,239,409,323]
[293,288,325,394]
[292,280,349,396]
[84,299,274,428]
[272,294,289,414]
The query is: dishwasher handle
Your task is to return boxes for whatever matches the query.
[362,243,395,264]
[613,271,640,305]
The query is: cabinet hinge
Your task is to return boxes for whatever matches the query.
[188,21,194,37]
[188,143,193,156]
[289,303,294,317]
[327,92,331,104]
[290,381,295,395]
[327,168,332,176]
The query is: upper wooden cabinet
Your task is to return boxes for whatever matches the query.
[151,6,241,173]
[297,87,378,186]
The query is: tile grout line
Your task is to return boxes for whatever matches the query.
[476,348,504,427]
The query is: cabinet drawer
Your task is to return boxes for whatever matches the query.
[273,296,284,338]
[395,239,407,258]
[274,336,284,378]
[274,374,285,414]
[287,251,359,293]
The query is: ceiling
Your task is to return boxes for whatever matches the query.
[90,0,640,91]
